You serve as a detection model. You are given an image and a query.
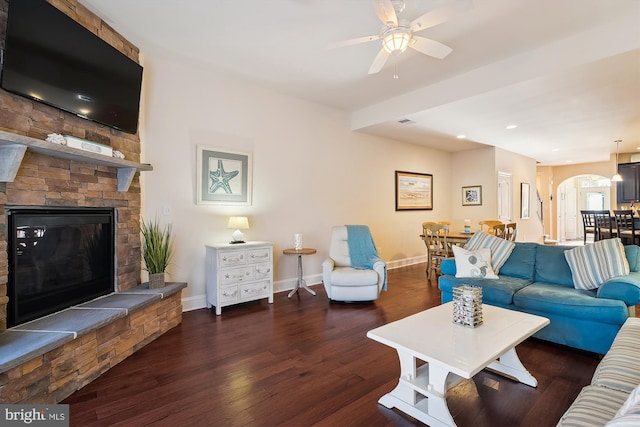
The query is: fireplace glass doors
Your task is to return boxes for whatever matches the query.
[7,207,115,327]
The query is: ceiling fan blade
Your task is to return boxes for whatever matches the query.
[328,35,380,49]
[411,0,473,32]
[368,48,390,74]
[410,36,453,59]
[372,0,397,26]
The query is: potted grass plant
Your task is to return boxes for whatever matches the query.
[140,217,174,288]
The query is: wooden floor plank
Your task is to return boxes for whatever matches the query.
[64,263,600,426]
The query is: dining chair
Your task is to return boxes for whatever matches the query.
[479,220,503,235]
[580,210,597,244]
[504,222,517,241]
[613,210,640,245]
[422,222,453,279]
[492,223,506,238]
[594,210,615,241]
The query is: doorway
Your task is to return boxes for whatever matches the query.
[556,175,611,243]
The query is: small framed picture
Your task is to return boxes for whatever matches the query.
[197,145,252,205]
[521,182,530,219]
[462,186,482,206]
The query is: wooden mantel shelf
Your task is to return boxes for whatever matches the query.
[0,130,153,192]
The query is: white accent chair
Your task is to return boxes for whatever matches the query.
[322,226,386,302]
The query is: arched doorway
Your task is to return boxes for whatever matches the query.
[556,174,611,243]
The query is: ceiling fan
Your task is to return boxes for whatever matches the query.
[330,0,473,74]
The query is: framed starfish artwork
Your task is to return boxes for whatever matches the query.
[197,146,252,205]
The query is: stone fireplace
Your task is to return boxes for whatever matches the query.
[0,0,184,404]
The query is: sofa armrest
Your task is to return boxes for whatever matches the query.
[440,258,456,276]
[598,272,640,306]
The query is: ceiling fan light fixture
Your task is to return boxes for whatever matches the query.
[382,27,411,56]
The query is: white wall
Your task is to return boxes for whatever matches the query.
[140,54,458,310]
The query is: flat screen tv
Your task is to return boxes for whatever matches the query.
[1,0,143,134]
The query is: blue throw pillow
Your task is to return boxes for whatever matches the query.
[534,245,574,287]
[499,242,537,281]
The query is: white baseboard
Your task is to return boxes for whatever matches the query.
[386,255,427,270]
[180,256,427,311]
[182,294,206,312]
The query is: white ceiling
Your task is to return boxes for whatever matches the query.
[79,0,640,166]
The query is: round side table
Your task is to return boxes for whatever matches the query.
[283,248,317,298]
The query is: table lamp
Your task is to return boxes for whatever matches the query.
[228,216,249,244]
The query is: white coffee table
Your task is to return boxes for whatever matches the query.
[367,302,549,427]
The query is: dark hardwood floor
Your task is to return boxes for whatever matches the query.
[64,264,600,427]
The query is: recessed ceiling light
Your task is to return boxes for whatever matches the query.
[456,134,466,139]
[552,148,560,152]
[565,160,573,163]
[505,124,518,130]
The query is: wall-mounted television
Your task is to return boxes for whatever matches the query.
[1,0,143,134]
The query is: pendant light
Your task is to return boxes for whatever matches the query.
[611,140,623,182]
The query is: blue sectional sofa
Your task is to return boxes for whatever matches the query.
[438,242,640,354]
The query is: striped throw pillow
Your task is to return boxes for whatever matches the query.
[564,238,630,290]
[464,230,515,274]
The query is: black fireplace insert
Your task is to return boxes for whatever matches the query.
[7,207,115,327]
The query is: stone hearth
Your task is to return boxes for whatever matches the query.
[0,283,185,403]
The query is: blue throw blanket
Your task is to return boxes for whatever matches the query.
[346,225,387,291]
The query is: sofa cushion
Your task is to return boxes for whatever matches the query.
[564,238,630,290]
[556,385,629,427]
[499,242,537,281]
[592,318,640,393]
[464,231,515,273]
[624,245,640,272]
[513,282,629,324]
[329,266,379,287]
[534,245,574,287]
[452,245,498,279]
[439,274,531,306]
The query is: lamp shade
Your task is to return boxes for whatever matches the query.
[228,216,249,230]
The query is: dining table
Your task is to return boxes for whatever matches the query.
[446,230,475,245]
[419,230,474,247]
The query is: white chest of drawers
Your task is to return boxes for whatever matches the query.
[205,241,273,315]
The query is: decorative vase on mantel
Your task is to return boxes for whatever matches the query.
[149,272,166,289]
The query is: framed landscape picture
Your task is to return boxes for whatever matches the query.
[462,185,482,206]
[197,146,252,205]
[395,171,433,211]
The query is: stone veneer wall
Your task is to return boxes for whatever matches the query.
[0,0,144,331]
[0,0,184,404]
